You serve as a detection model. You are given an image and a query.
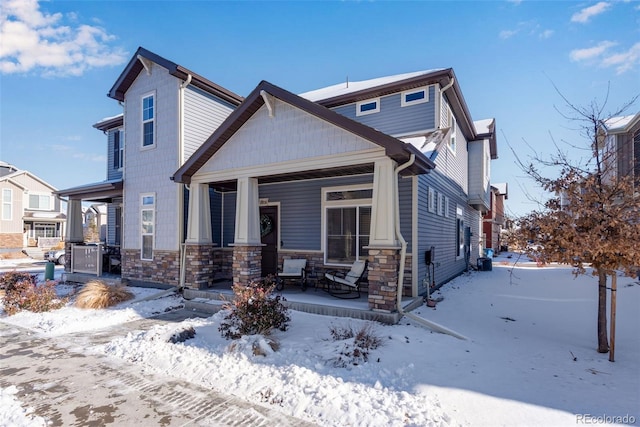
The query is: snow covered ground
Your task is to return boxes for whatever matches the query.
[1,253,638,426]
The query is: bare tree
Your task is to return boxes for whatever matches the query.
[511,88,639,354]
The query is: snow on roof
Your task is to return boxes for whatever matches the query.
[493,182,508,195]
[299,69,445,102]
[605,113,639,132]
[473,118,494,135]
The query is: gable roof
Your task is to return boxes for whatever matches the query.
[172,80,436,185]
[605,113,640,133]
[0,169,58,192]
[107,47,244,106]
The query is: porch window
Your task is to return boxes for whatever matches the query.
[141,194,155,260]
[2,189,11,220]
[34,223,56,238]
[324,186,372,265]
[142,94,155,147]
[113,129,124,169]
[28,194,51,210]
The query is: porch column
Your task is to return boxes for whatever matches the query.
[64,198,84,272]
[231,177,263,285]
[366,158,401,312]
[184,183,215,290]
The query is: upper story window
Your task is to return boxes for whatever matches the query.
[2,189,12,220]
[113,129,124,170]
[401,87,429,107]
[142,94,155,147]
[356,98,380,116]
[448,114,457,154]
[28,193,51,210]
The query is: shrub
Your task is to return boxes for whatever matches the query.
[0,271,39,292]
[219,279,290,340]
[75,280,133,309]
[328,322,384,367]
[2,279,67,316]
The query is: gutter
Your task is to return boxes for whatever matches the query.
[394,154,467,340]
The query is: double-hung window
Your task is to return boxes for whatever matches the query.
[141,194,155,260]
[324,186,372,265]
[2,189,11,220]
[28,194,51,210]
[142,94,155,147]
[113,129,124,169]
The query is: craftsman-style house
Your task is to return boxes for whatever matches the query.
[58,47,497,316]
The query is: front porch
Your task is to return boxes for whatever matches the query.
[182,282,423,325]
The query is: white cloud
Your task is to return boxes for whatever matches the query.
[499,29,518,40]
[570,2,612,24]
[0,0,127,77]
[601,42,640,74]
[539,29,554,39]
[570,40,640,74]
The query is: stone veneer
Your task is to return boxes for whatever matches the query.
[0,233,22,249]
[366,247,401,312]
[232,245,263,285]
[122,249,180,286]
[183,244,215,289]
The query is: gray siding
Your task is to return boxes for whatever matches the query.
[415,170,468,295]
[331,86,436,136]
[183,86,236,162]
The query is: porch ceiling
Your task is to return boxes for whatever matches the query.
[209,163,375,192]
[55,179,123,202]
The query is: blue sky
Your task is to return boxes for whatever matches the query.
[1,0,638,216]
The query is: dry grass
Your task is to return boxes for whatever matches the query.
[75,280,134,309]
[0,251,28,260]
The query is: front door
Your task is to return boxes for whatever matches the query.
[260,205,278,278]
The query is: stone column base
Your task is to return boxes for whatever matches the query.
[366,247,400,312]
[231,244,263,285]
[183,244,215,290]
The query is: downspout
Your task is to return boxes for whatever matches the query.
[441,76,455,93]
[394,155,467,340]
[178,75,192,291]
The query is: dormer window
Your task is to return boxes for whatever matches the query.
[142,93,155,147]
[356,98,380,116]
[401,87,429,107]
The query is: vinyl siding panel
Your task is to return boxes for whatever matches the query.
[122,61,181,251]
[331,86,436,136]
[0,183,23,233]
[183,86,236,163]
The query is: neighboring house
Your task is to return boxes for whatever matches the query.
[173,69,497,311]
[483,183,508,254]
[0,161,65,249]
[83,203,107,242]
[56,47,244,278]
[602,112,640,189]
[57,47,498,315]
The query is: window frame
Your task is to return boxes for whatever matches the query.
[401,86,429,107]
[28,193,52,211]
[355,98,380,117]
[456,205,464,259]
[428,187,436,213]
[141,92,155,148]
[322,184,373,266]
[448,114,457,155]
[140,193,155,260]
[2,188,12,220]
[113,128,124,170]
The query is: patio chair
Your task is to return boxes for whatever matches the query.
[324,259,368,299]
[275,259,307,291]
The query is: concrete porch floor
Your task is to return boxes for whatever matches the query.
[183,281,423,325]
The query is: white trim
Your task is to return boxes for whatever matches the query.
[448,114,457,155]
[356,98,380,116]
[411,175,419,297]
[321,183,373,266]
[2,188,12,221]
[428,187,436,213]
[140,192,156,260]
[401,86,430,107]
[141,91,156,149]
[26,192,52,211]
